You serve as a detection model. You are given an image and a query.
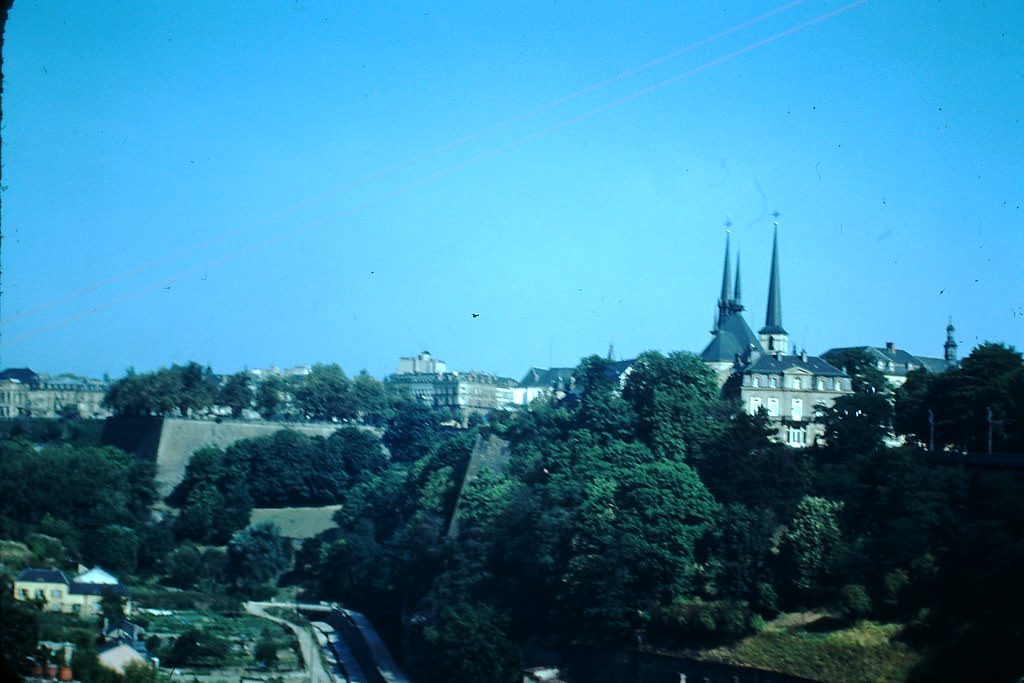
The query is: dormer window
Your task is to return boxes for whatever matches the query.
[769,376,778,388]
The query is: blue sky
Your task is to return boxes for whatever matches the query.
[2,0,1021,381]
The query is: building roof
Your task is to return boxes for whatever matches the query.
[75,566,119,584]
[701,311,763,363]
[517,367,575,389]
[0,368,41,388]
[825,344,957,378]
[70,582,128,597]
[97,642,150,674]
[104,618,144,643]
[15,568,69,584]
[743,352,849,378]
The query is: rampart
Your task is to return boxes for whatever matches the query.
[102,417,342,498]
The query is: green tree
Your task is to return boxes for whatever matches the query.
[780,496,845,602]
[384,400,443,463]
[253,632,279,668]
[226,522,293,595]
[165,628,228,667]
[174,361,218,417]
[0,576,40,682]
[819,391,893,457]
[217,371,253,418]
[822,347,890,394]
[417,603,521,683]
[352,370,394,425]
[293,363,357,422]
[87,524,140,575]
[100,588,127,623]
[621,350,725,460]
[255,375,289,420]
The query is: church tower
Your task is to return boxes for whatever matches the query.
[715,233,734,331]
[944,318,958,363]
[758,224,789,355]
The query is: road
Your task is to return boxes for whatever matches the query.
[245,601,338,683]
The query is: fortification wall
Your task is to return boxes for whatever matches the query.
[103,417,341,498]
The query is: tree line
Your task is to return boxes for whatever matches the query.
[102,361,397,424]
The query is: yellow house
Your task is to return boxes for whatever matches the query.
[13,567,130,617]
[13,569,70,608]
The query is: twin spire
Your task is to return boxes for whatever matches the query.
[715,234,745,331]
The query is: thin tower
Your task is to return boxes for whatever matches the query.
[759,219,789,355]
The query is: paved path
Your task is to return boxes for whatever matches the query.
[245,601,338,683]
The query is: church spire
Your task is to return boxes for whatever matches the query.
[715,231,734,331]
[944,317,958,363]
[759,219,789,354]
[731,252,743,312]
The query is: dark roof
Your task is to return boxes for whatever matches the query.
[16,568,69,584]
[825,345,957,377]
[70,582,128,597]
[0,368,41,388]
[517,367,575,388]
[743,352,848,378]
[917,356,957,374]
[701,311,763,362]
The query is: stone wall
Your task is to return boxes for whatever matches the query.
[102,417,343,498]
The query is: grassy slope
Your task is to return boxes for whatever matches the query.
[697,613,922,683]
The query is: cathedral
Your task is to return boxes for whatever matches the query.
[700,227,852,446]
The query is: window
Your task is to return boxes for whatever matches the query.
[767,397,780,417]
[790,376,803,390]
[751,375,760,387]
[834,380,843,391]
[791,398,803,420]
[787,427,807,446]
[769,376,778,388]
[749,397,762,414]
[817,379,825,391]
[51,590,62,599]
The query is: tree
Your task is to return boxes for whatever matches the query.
[0,576,39,682]
[217,371,253,418]
[352,370,394,425]
[174,361,218,417]
[255,375,289,420]
[383,400,443,463]
[87,524,140,575]
[819,391,893,457]
[621,350,725,460]
[894,343,1024,453]
[253,631,279,668]
[780,496,845,602]
[292,363,357,422]
[100,588,127,623]
[822,348,890,394]
[226,522,293,595]
[165,628,228,667]
[417,603,521,683]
